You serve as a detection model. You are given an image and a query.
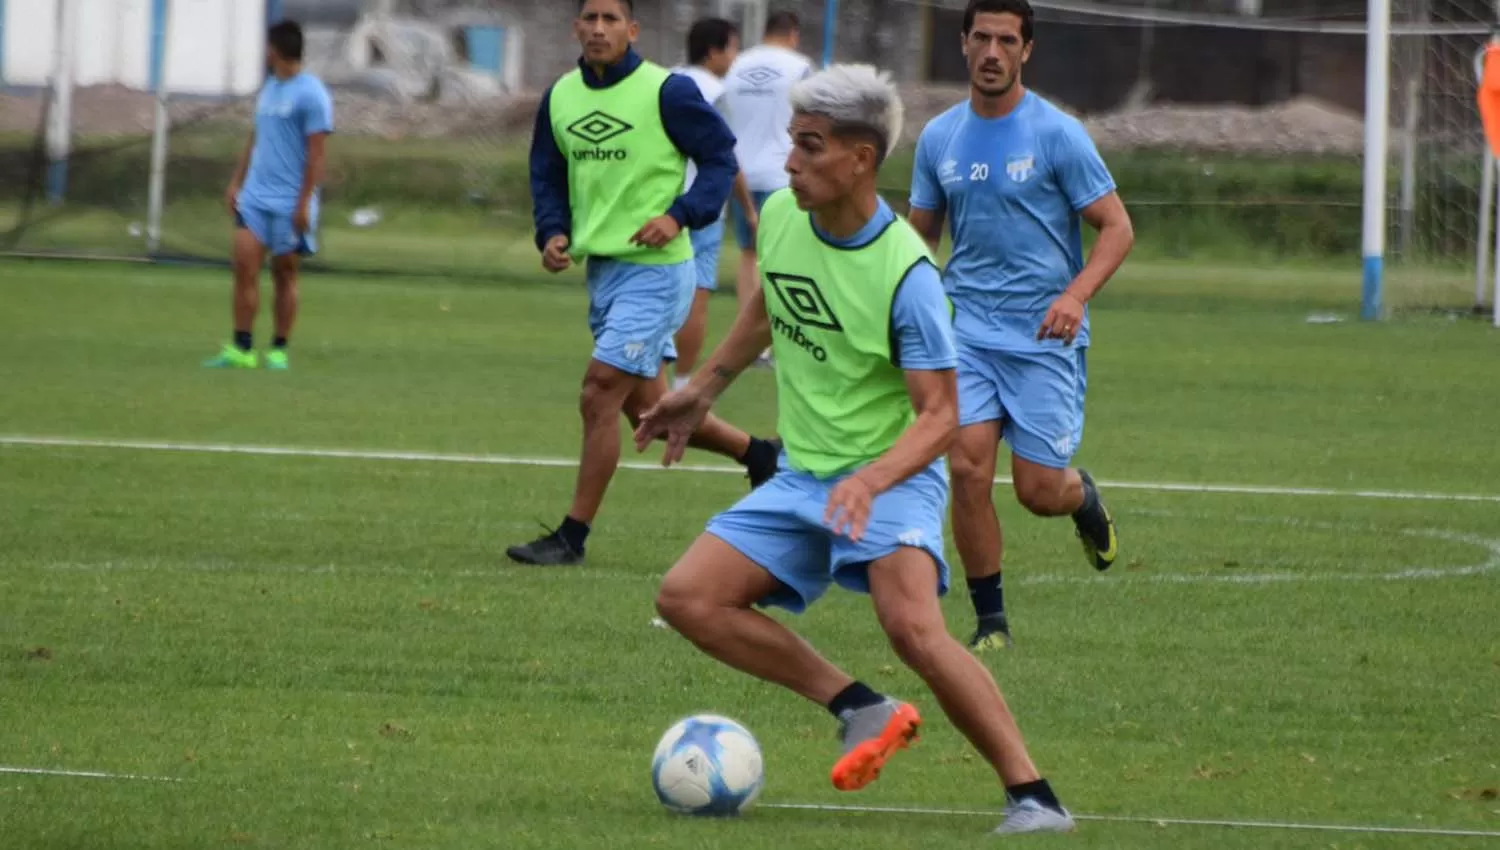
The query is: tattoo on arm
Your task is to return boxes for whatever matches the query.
[712,365,739,381]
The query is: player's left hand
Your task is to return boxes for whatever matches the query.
[292,203,311,235]
[1038,292,1086,345]
[824,474,876,542]
[631,215,682,249]
[634,386,713,468]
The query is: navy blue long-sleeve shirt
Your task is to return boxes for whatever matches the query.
[529,48,739,252]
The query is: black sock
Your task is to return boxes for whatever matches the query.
[1005,778,1063,812]
[1072,475,1100,520]
[272,336,288,350]
[826,681,885,718]
[557,516,590,551]
[967,573,1005,621]
[233,330,253,352]
[738,437,779,475]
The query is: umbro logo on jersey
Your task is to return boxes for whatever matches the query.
[566,111,634,160]
[737,66,783,87]
[767,273,841,363]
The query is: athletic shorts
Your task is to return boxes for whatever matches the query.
[957,343,1088,469]
[729,190,775,251]
[706,459,951,614]
[586,257,693,380]
[689,219,724,291]
[235,199,318,257]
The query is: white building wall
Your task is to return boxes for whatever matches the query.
[2,0,263,95]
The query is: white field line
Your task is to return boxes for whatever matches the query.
[4,435,1500,504]
[0,768,1493,838]
[761,802,1500,839]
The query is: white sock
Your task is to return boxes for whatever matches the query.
[672,375,691,391]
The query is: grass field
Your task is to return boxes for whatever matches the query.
[2,256,1499,849]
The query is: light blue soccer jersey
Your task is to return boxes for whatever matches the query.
[910,91,1115,352]
[238,73,334,214]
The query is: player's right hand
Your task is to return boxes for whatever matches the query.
[542,235,572,272]
[634,387,712,468]
[224,184,240,217]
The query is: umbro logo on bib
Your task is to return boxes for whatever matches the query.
[766,273,841,364]
[566,110,634,146]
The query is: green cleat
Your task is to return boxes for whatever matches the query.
[263,349,289,371]
[202,344,257,369]
[1074,469,1118,571]
[967,615,1014,652]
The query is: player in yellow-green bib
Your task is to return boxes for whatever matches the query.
[635,64,1075,836]
[509,0,780,566]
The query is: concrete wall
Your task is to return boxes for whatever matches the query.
[1,0,264,95]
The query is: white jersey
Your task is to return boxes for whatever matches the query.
[671,64,727,192]
[721,44,812,192]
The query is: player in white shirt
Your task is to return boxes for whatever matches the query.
[670,18,756,389]
[720,10,813,356]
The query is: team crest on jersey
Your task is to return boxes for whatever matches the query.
[1006,154,1035,183]
[939,158,962,185]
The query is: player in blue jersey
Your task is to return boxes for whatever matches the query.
[204,20,333,371]
[907,0,1135,650]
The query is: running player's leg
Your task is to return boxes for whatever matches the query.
[730,192,772,364]
[655,475,892,745]
[949,345,1011,648]
[507,259,775,565]
[998,347,1116,571]
[673,220,723,387]
[625,376,780,486]
[831,466,1071,829]
[204,209,266,368]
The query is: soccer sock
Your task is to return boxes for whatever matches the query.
[826,681,885,718]
[1005,778,1063,813]
[967,572,1005,621]
[272,336,288,350]
[738,437,779,477]
[1071,473,1101,521]
[557,516,590,551]
[233,330,253,352]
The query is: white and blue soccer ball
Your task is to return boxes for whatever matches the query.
[651,713,764,816]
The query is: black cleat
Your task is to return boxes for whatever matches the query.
[506,527,584,566]
[967,614,1013,652]
[1072,470,1117,572]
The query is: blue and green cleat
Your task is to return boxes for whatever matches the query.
[263,349,290,371]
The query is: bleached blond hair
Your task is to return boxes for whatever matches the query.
[788,63,904,163]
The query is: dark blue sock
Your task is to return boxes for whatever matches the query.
[558,516,590,551]
[1006,778,1063,812]
[827,681,884,718]
[967,572,1005,620]
[272,336,288,350]
[233,330,253,352]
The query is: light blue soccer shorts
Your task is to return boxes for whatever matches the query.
[706,458,952,613]
[689,219,725,291]
[957,343,1088,470]
[586,257,694,379]
[235,198,318,258]
[729,190,774,251]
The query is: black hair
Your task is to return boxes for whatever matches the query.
[765,10,800,37]
[963,0,1034,42]
[687,18,739,65]
[578,0,633,15]
[267,20,304,61]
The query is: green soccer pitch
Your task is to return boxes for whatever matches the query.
[1,257,1498,849]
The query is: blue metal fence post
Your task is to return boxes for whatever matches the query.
[822,0,837,67]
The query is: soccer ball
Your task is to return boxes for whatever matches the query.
[651,714,764,816]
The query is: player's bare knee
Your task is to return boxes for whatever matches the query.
[655,572,712,633]
[578,369,626,425]
[1014,471,1068,517]
[882,613,946,676]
